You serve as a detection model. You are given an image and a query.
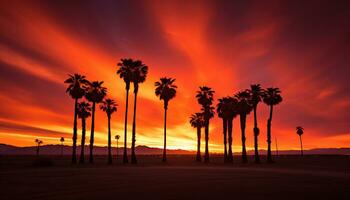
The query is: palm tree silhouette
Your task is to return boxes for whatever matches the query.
[155,77,177,162]
[85,81,107,163]
[77,101,91,164]
[235,90,253,163]
[130,60,148,164]
[60,137,65,156]
[196,86,215,163]
[117,58,134,164]
[217,97,232,162]
[35,139,43,156]
[248,84,264,163]
[100,98,118,165]
[64,74,89,164]
[262,87,283,163]
[115,135,120,161]
[225,96,238,163]
[296,126,304,157]
[189,113,205,162]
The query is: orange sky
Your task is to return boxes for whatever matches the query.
[0,0,349,152]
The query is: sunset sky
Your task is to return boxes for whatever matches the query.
[0,0,349,152]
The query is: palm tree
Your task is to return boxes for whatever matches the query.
[64,74,89,164]
[100,98,118,165]
[248,84,264,163]
[235,90,253,163]
[60,137,65,156]
[35,139,43,156]
[77,101,91,164]
[196,86,215,163]
[226,96,238,163]
[130,60,148,164]
[115,135,120,161]
[189,113,205,162]
[155,77,177,162]
[262,87,283,163]
[85,81,107,163]
[217,97,231,162]
[296,126,304,157]
[117,58,134,164]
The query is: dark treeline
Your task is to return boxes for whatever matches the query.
[62,57,284,165]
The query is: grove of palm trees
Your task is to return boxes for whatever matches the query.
[64,58,284,165]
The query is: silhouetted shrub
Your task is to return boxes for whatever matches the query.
[32,157,53,167]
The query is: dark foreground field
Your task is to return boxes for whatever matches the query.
[1,155,349,200]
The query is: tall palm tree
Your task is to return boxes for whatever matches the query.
[296,126,304,157]
[85,81,107,163]
[217,97,231,162]
[130,60,148,164]
[262,87,283,163]
[35,139,43,156]
[115,135,120,161]
[226,96,238,163]
[117,58,134,164]
[189,113,205,162]
[60,137,65,156]
[64,74,89,164]
[77,101,91,164]
[100,98,118,165]
[155,77,177,162]
[196,86,215,163]
[248,84,264,163]
[235,90,253,163]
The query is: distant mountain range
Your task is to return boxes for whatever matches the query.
[0,144,194,155]
[0,144,349,155]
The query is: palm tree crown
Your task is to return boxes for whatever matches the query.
[189,113,205,128]
[155,77,177,108]
[77,102,91,119]
[131,60,148,92]
[64,74,89,99]
[263,87,283,106]
[117,58,134,90]
[217,96,237,119]
[235,90,253,115]
[196,86,215,108]
[60,137,64,143]
[296,126,304,136]
[100,98,118,116]
[85,81,107,103]
[249,84,264,106]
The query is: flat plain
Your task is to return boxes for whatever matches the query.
[1,155,349,200]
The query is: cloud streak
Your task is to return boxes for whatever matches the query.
[0,0,349,151]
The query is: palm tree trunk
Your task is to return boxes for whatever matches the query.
[222,118,228,163]
[227,118,233,163]
[123,87,129,164]
[79,118,86,164]
[204,119,210,163]
[267,105,274,163]
[253,105,260,163]
[162,103,168,162]
[299,135,303,157]
[89,102,96,164]
[108,115,112,164]
[240,114,248,163]
[72,98,78,164]
[131,89,138,164]
[196,127,201,162]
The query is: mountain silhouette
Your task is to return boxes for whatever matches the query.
[1,144,349,155]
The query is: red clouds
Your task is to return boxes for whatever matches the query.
[0,0,349,150]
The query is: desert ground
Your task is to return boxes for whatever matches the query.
[0,155,349,200]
